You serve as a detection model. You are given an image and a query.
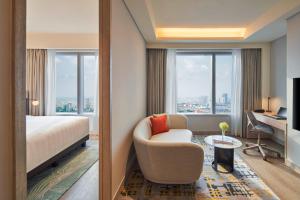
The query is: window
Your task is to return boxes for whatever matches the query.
[55,52,98,114]
[176,52,232,114]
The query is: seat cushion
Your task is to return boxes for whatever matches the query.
[255,124,274,134]
[150,129,192,143]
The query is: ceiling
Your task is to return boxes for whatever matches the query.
[27,0,98,33]
[124,0,300,43]
[151,0,279,27]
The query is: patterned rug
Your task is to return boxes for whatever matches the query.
[27,140,98,200]
[119,135,279,200]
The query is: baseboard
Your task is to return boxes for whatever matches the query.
[113,152,137,200]
[285,159,300,174]
[113,176,125,200]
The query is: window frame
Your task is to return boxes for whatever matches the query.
[55,51,98,115]
[176,51,232,115]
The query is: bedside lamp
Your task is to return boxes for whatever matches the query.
[26,98,40,115]
[31,100,40,106]
[266,97,272,112]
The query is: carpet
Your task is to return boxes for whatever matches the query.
[27,140,99,200]
[119,135,279,199]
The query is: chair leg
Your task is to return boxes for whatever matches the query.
[243,144,259,153]
[258,145,267,160]
[262,146,281,158]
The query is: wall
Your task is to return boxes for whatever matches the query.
[148,42,271,132]
[286,13,300,170]
[269,36,287,144]
[270,36,287,111]
[111,0,147,198]
[27,33,98,49]
[0,0,14,199]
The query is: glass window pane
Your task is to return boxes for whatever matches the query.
[176,54,212,113]
[83,55,97,113]
[55,54,78,113]
[215,54,232,114]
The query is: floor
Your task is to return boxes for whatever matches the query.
[237,137,300,200]
[60,134,99,200]
[58,137,300,200]
[60,161,99,200]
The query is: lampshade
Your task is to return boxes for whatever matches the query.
[32,100,40,106]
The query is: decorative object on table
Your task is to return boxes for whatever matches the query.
[205,135,242,173]
[219,122,229,140]
[266,96,272,112]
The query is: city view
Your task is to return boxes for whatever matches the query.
[177,93,231,114]
[56,97,95,113]
[176,53,232,114]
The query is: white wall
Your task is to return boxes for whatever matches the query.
[187,114,230,133]
[286,13,300,169]
[111,0,147,197]
[270,36,287,111]
[270,36,287,144]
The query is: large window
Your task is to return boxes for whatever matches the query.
[55,52,98,114]
[176,52,232,114]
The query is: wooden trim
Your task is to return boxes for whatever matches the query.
[13,0,27,199]
[27,135,89,178]
[99,0,112,199]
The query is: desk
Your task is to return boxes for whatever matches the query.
[252,112,288,161]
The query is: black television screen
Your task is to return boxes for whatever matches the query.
[293,78,300,131]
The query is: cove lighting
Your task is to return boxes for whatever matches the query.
[156,28,246,40]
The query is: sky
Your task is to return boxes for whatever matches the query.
[55,54,97,99]
[176,54,232,101]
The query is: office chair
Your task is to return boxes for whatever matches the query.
[243,111,281,161]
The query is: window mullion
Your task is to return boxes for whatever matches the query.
[212,54,216,114]
[77,53,84,114]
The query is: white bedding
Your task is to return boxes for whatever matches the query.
[26,116,89,172]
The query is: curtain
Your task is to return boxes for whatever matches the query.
[231,49,243,137]
[147,49,167,115]
[165,49,177,114]
[45,50,56,115]
[241,48,262,137]
[89,52,99,133]
[26,49,47,116]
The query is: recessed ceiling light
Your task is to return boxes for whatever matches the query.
[156,28,246,40]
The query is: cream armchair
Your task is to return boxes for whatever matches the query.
[133,114,204,184]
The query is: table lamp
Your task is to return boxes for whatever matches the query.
[266,97,272,112]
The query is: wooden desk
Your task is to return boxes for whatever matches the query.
[252,112,288,161]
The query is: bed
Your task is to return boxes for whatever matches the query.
[26,115,89,175]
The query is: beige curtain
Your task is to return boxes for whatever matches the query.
[147,49,167,115]
[241,48,262,137]
[26,49,47,116]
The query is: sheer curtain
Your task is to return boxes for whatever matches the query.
[45,50,56,115]
[165,49,177,114]
[89,52,99,133]
[231,49,243,137]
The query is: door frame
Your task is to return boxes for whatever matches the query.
[13,0,112,199]
[99,0,112,199]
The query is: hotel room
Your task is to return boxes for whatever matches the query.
[1,0,300,200]
[26,0,99,199]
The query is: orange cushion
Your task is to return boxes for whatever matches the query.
[150,114,169,136]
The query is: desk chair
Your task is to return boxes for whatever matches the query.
[243,111,281,161]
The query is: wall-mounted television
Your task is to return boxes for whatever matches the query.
[293,78,300,131]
